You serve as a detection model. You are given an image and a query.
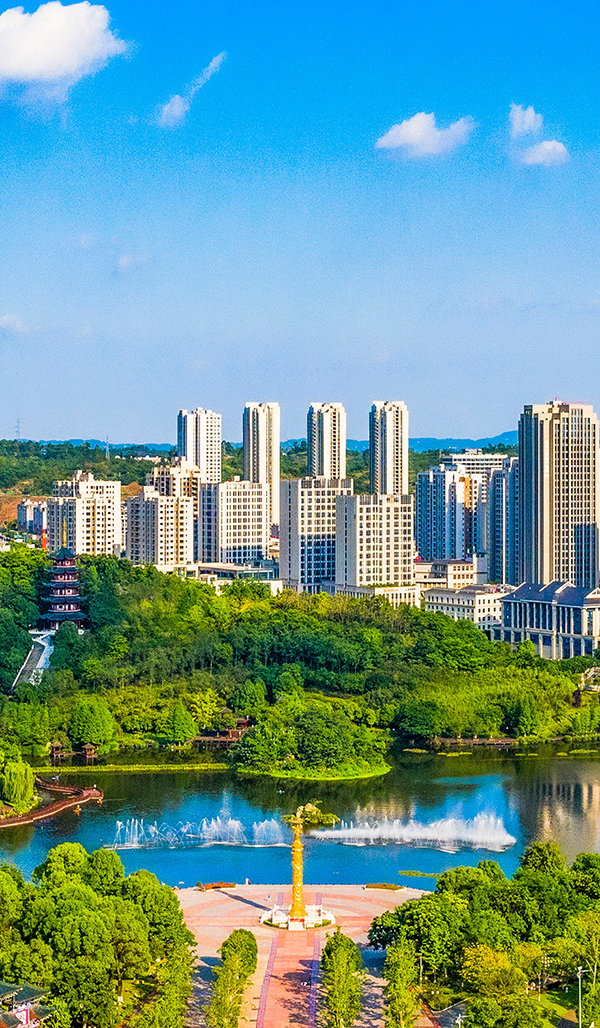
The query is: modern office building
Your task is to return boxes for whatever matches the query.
[47,471,122,555]
[199,478,270,564]
[126,486,194,569]
[369,401,409,495]
[243,402,281,530]
[176,408,221,482]
[424,583,513,634]
[518,401,600,588]
[415,464,487,563]
[280,477,353,593]
[501,581,600,658]
[488,457,519,585]
[307,403,346,479]
[334,493,416,607]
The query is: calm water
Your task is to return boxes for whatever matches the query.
[1,750,599,888]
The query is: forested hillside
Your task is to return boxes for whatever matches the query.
[0,548,597,775]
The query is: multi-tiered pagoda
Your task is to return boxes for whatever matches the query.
[44,548,85,631]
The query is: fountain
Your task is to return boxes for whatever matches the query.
[111,816,287,849]
[312,812,516,852]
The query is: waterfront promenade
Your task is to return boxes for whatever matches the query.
[179,883,424,1027]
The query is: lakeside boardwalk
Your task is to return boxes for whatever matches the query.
[179,883,424,1027]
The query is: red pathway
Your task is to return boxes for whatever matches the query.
[178,884,424,1027]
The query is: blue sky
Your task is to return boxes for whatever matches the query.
[0,0,599,443]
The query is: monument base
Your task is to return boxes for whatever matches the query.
[260,904,335,931]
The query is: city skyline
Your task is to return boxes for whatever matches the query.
[2,0,600,442]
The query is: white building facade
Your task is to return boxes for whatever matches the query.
[335,493,417,608]
[176,408,221,482]
[502,581,600,659]
[126,486,194,569]
[280,477,353,593]
[243,402,281,530]
[307,403,347,479]
[47,471,122,555]
[424,584,513,634]
[369,401,409,496]
[199,478,270,564]
[415,464,487,563]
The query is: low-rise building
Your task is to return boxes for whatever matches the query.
[424,584,513,633]
[501,581,600,659]
[414,555,487,590]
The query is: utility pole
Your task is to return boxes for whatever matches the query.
[578,966,588,1028]
[105,435,110,462]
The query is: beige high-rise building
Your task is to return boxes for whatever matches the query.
[199,478,270,564]
[369,401,409,495]
[518,401,600,588]
[176,407,221,482]
[307,403,346,479]
[280,477,353,593]
[335,493,416,607]
[126,486,193,569]
[47,471,122,555]
[243,402,280,530]
[151,458,205,560]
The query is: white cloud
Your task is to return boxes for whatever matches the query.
[0,314,26,334]
[510,103,543,138]
[521,140,569,166]
[375,111,475,157]
[0,1,128,100]
[157,51,226,128]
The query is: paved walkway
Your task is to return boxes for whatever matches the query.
[179,884,423,1027]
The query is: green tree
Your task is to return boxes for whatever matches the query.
[383,936,419,1028]
[205,929,257,1028]
[0,759,35,811]
[321,928,363,1028]
[465,997,502,1028]
[68,698,115,747]
[85,848,125,896]
[462,946,527,998]
[165,700,197,743]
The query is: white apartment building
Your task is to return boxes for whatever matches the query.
[126,486,194,569]
[439,448,508,487]
[488,457,519,585]
[307,403,347,479]
[518,402,600,588]
[199,478,270,564]
[17,499,47,535]
[47,471,122,555]
[424,584,513,633]
[414,556,488,590]
[280,477,354,593]
[502,582,600,659]
[369,401,409,495]
[151,459,205,561]
[335,493,417,608]
[243,402,281,530]
[415,464,487,563]
[176,408,221,482]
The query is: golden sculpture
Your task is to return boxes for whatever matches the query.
[283,803,337,923]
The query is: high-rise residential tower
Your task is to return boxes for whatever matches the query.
[280,477,353,593]
[243,402,281,530]
[415,464,487,562]
[47,471,122,556]
[176,408,221,482]
[307,403,346,479]
[518,401,600,588]
[488,457,519,585]
[369,401,409,495]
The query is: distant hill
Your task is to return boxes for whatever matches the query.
[282,432,518,453]
[38,439,175,452]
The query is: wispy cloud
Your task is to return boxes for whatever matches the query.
[157,52,226,128]
[0,314,27,334]
[521,140,569,166]
[0,1,128,103]
[375,112,474,158]
[510,103,543,138]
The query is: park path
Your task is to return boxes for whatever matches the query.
[178,884,424,1027]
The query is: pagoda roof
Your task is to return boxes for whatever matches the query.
[53,547,76,560]
[0,982,18,1001]
[31,1004,56,1022]
[45,612,84,623]
[0,1011,21,1028]
[13,984,47,1005]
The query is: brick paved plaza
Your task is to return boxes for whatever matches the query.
[179,883,424,1027]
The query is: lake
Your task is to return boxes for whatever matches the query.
[1,749,599,888]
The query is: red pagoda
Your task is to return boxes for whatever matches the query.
[44,547,85,631]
